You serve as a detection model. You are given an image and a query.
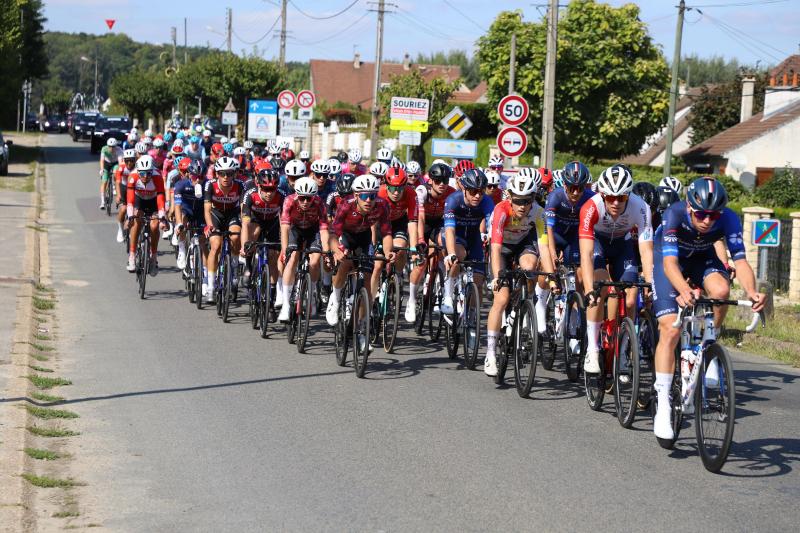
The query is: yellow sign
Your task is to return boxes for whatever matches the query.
[389,118,429,132]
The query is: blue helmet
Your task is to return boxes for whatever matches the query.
[163,131,174,143]
[563,161,591,187]
[686,177,728,212]
[189,135,200,144]
[460,168,488,190]
[222,142,234,155]
[176,131,186,140]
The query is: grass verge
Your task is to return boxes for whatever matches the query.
[29,365,53,373]
[24,448,63,461]
[720,305,800,367]
[30,391,64,403]
[26,406,79,420]
[31,353,50,362]
[21,473,81,488]
[27,375,71,389]
[32,296,55,310]
[53,510,79,518]
[27,426,79,438]
[29,342,55,352]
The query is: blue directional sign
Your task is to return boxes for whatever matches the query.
[245,99,278,140]
[752,219,780,247]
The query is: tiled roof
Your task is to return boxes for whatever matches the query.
[769,54,800,84]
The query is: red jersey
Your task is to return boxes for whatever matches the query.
[114,165,134,187]
[378,184,417,222]
[242,189,284,222]
[126,171,166,215]
[332,196,392,236]
[204,179,245,213]
[415,184,455,220]
[280,193,328,230]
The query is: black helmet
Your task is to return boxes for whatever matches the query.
[632,181,657,212]
[336,173,356,196]
[563,161,591,187]
[336,151,348,163]
[460,168,488,190]
[269,156,286,172]
[257,168,280,187]
[686,177,727,212]
[656,185,680,212]
[428,162,453,183]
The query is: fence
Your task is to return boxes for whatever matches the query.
[766,219,792,292]
[742,207,800,300]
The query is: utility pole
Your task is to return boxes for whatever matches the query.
[540,0,558,169]
[22,80,31,133]
[184,18,189,64]
[369,0,387,159]
[508,33,517,93]
[171,27,178,67]
[226,7,233,53]
[279,0,288,68]
[93,49,98,107]
[663,0,686,178]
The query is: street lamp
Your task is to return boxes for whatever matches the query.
[80,55,98,108]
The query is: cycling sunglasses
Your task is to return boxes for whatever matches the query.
[387,185,405,193]
[358,192,377,201]
[217,170,235,178]
[511,196,534,206]
[486,184,498,189]
[259,186,277,192]
[297,195,313,203]
[692,209,721,221]
[603,193,629,203]
[565,184,584,194]
[465,188,484,197]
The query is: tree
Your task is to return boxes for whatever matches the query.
[377,70,461,164]
[19,0,48,81]
[476,2,670,159]
[415,50,481,88]
[110,68,175,123]
[688,72,767,145]
[678,54,742,86]
[43,88,72,114]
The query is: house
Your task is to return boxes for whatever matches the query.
[681,55,800,188]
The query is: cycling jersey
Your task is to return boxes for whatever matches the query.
[280,193,328,230]
[242,189,283,222]
[657,202,745,260]
[578,193,652,243]
[415,184,455,220]
[101,145,121,167]
[316,180,335,203]
[148,149,166,170]
[489,200,547,246]
[114,165,133,189]
[545,187,595,235]
[378,184,418,222]
[184,145,204,161]
[443,191,494,238]
[488,187,503,205]
[203,179,244,213]
[331,196,391,237]
[126,171,165,217]
[278,175,295,198]
[326,191,351,219]
[173,177,207,224]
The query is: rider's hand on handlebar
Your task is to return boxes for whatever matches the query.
[749,292,766,313]
[333,246,347,262]
[585,291,598,307]
[676,286,700,307]
[444,254,458,271]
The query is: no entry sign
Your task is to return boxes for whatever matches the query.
[297,90,316,109]
[278,90,296,109]
[497,126,528,158]
[498,94,529,126]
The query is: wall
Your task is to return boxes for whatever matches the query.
[763,87,800,117]
[724,115,800,187]
[649,126,693,167]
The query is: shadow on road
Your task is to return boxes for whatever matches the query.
[44,143,93,165]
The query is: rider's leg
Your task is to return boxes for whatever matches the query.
[207,234,222,294]
[587,268,610,352]
[704,272,731,329]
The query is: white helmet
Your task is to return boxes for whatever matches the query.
[106,138,118,147]
[219,136,229,144]
[327,158,342,175]
[432,158,447,167]
[294,177,318,196]
[285,159,307,177]
[352,174,380,193]
[552,169,564,188]
[123,149,136,159]
[484,169,500,186]
[134,142,148,155]
[130,127,138,134]
[488,155,504,168]
[144,129,153,138]
[348,148,362,163]
[214,156,238,172]
[152,138,164,148]
[128,132,139,142]
[310,159,330,174]
[243,140,254,150]
[141,136,153,146]
[508,168,541,196]
[135,155,155,173]
[202,129,212,137]
[233,146,246,156]
[390,156,405,171]
[172,138,185,148]
[268,141,280,155]
[406,161,421,175]
[369,161,388,178]
[299,150,310,160]
[279,139,291,149]
[376,147,393,162]
[659,176,683,195]
[228,137,238,146]
[597,166,634,196]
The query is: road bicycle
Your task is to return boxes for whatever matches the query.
[284,248,317,353]
[636,284,657,411]
[246,240,281,339]
[414,245,445,342]
[182,223,204,308]
[372,246,413,353]
[443,259,484,369]
[133,216,156,300]
[103,167,115,217]
[213,230,238,323]
[657,298,763,473]
[541,262,584,382]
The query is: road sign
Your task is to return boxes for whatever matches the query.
[278,108,293,120]
[431,138,478,159]
[297,90,316,109]
[497,126,528,158]
[298,108,313,120]
[399,130,422,146]
[753,219,781,247]
[390,118,429,132]
[245,99,278,140]
[390,97,430,121]
[224,98,237,113]
[277,90,296,109]
[105,19,115,30]
[221,112,237,126]
[440,107,472,139]
[280,118,309,138]
[498,94,529,126]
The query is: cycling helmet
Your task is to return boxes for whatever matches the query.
[219,136,228,144]
[597,165,634,196]
[214,156,238,173]
[686,177,727,212]
[144,129,153,138]
[488,155,504,169]
[152,138,164,148]
[189,135,200,144]
[210,143,224,156]
[243,140,254,150]
[278,139,290,149]
[134,142,148,155]
[257,168,280,187]
[336,173,356,196]
[454,159,475,177]
[327,158,342,175]
[659,175,683,195]
[171,145,184,155]
[222,142,234,155]
[432,158,447,167]
[369,161,389,178]
[406,161,421,175]
[173,138,185,148]
[255,160,272,173]
[202,129,212,137]
[376,147,393,163]
[163,131,173,143]
[552,169,564,188]
[509,168,541,196]
[385,167,408,187]
[106,138,118,147]
[267,142,280,155]
[428,162,453,183]
[233,146,246,156]
[294,177,318,196]
[127,132,139,143]
[141,136,153,146]
[336,151,348,163]
[390,156,406,171]
[310,159,330,175]
[285,159,306,177]
[538,167,553,187]
[631,182,658,212]
[656,185,680,212]
[484,169,500,186]
[176,131,185,140]
[348,148,362,163]
[135,155,155,173]
[280,148,295,161]
[123,149,136,160]
[352,174,380,193]
[188,159,203,176]
[178,158,193,172]
[562,161,592,187]
[299,150,310,161]
[460,168,488,189]
[229,137,238,146]
[269,157,286,172]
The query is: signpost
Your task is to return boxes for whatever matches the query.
[496,126,528,158]
[223,98,238,137]
[277,90,296,109]
[431,138,478,159]
[398,130,421,146]
[440,106,472,139]
[753,218,781,280]
[498,94,529,126]
[297,90,316,109]
[390,118,429,132]
[245,99,278,140]
[280,118,309,138]
[390,97,430,121]
[278,108,293,120]
[298,108,313,120]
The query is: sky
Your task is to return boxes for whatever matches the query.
[42,0,800,67]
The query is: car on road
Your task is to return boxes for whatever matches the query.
[71,111,102,142]
[90,116,133,154]
[43,114,68,133]
[0,131,13,176]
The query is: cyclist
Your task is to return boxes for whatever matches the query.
[347,148,367,176]
[659,175,683,197]
[200,129,214,155]
[205,143,225,179]
[298,150,311,166]
[325,174,395,326]
[173,159,207,270]
[441,168,494,314]
[375,147,393,166]
[484,170,555,376]
[651,177,764,440]
[406,161,422,186]
[279,159,306,198]
[203,156,245,303]
[545,161,594,268]
[552,169,564,190]
[326,173,356,221]
[485,169,503,204]
[186,135,204,161]
[487,155,508,189]
[405,162,456,322]
[113,149,137,242]
[538,167,554,198]
[327,158,342,181]
[369,161,389,184]
[376,166,418,301]
[149,138,167,170]
[99,138,122,210]
[310,159,335,202]
[125,155,166,275]
[579,165,654,374]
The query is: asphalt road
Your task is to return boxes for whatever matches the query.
[42,134,800,531]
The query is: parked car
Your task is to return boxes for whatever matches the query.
[71,111,102,142]
[0,131,13,176]
[90,115,132,154]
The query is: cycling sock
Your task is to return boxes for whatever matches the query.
[269,284,276,304]
[535,285,549,333]
[208,272,216,290]
[408,283,417,300]
[178,241,186,254]
[332,285,342,302]
[586,321,601,351]
[486,330,498,356]
[444,277,454,299]
[655,372,673,408]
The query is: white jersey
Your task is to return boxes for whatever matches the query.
[578,193,652,242]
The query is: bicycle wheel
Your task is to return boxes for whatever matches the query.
[105,180,114,217]
[297,273,312,354]
[138,237,148,300]
[187,244,197,304]
[249,264,259,329]
[286,281,298,344]
[540,297,557,371]
[614,318,640,428]
[637,308,656,411]
[259,267,271,338]
[382,274,400,353]
[462,283,481,370]
[194,245,203,309]
[514,300,539,398]
[563,291,585,382]
[695,343,735,473]
[414,278,426,336]
[222,252,234,323]
[656,352,683,450]
[352,286,371,378]
[428,269,444,342]
[215,261,224,317]
[495,332,509,385]
[335,286,350,366]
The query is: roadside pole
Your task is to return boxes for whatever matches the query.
[663,0,686,177]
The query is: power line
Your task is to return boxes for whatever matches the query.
[291,12,371,46]
[689,0,789,7]
[392,8,474,44]
[441,0,486,32]
[289,0,361,20]
[701,11,792,58]
[700,12,782,62]
[232,15,282,45]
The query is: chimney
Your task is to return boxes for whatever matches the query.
[353,52,361,69]
[403,53,411,71]
[740,76,755,123]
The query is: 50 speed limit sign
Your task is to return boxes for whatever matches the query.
[498,94,529,126]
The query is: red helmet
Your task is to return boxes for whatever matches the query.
[172,145,184,154]
[257,167,280,187]
[178,157,192,172]
[454,159,475,178]
[255,160,272,174]
[539,167,553,187]
[280,148,295,161]
[211,143,224,156]
[385,167,408,187]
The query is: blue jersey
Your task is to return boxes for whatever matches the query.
[317,180,335,203]
[656,202,745,261]
[545,187,595,235]
[173,177,207,217]
[278,175,294,198]
[443,191,494,239]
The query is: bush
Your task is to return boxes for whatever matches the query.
[755,167,800,208]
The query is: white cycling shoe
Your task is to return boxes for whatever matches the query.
[440,296,454,315]
[176,250,187,270]
[278,304,291,322]
[326,297,339,326]
[584,349,601,374]
[404,300,416,323]
[653,404,674,440]
[126,255,136,272]
[116,227,124,243]
[705,357,720,388]
[484,353,498,377]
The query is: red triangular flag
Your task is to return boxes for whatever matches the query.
[105,19,115,30]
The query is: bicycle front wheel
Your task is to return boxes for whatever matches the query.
[249,266,259,329]
[514,300,539,398]
[335,287,350,366]
[382,274,401,353]
[297,273,312,354]
[695,343,735,473]
[614,317,640,428]
[138,238,148,300]
[259,267,271,338]
[428,268,444,342]
[540,297,557,371]
[637,308,657,411]
[105,184,114,217]
[222,252,234,323]
[193,245,203,309]
[564,291,585,382]
[462,282,481,370]
[352,286,371,378]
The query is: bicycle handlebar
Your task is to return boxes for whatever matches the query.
[671,298,765,332]
[594,280,652,290]
[497,269,558,281]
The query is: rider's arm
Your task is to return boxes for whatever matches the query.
[721,208,764,310]
[203,182,214,228]
[637,200,654,284]
[126,176,135,217]
[578,200,598,294]
[713,239,729,265]
[154,175,166,219]
[406,190,418,248]
[638,240,654,284]
[733,257,762,308]
[318,200,330,253]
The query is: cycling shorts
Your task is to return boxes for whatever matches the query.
[422,217,443,245]
[652,250,728,319]
[592,235,638,283]
[439,230,486,275]
[552,228,580,266]
[390,216,409,242]
[287,226,322,254]
[101,169,111,183]
[133,197,158,218]
[209,208,242,232]
[254,218,280,244]
[340,230,374,269]
[501,232,539,265]
[180,205,205,228]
